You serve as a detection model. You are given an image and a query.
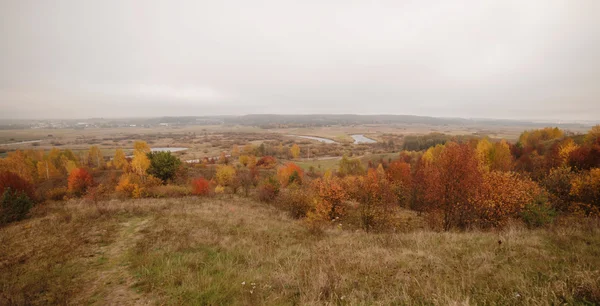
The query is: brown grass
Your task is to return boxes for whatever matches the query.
[1,196,599,305]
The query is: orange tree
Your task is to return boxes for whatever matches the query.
[68,168,94,197]
[277,162,304,187]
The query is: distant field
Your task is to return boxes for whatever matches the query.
[1,196,598,305]
[0,123,592,163]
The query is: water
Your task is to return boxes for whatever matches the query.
[351,134,376,144]
[151,147,189,152]
[287,135,337,144]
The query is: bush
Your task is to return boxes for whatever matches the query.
[256,156,277,169]
[46,187,68,201]
[146,185,191,198]
[68,168,94,197]
[1,188,33,225]
[0,171,35,201]
[191,177,212,196]
[277,186,314,218]
[520,198,556,228]
[257,177,280,202]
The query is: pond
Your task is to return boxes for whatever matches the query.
[287,135,337,144]
[151,147,189,152]
[351,134,376,144]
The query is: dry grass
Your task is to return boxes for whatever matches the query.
[1,196,599,305]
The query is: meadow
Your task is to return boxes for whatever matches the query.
[1,123,600,305]
[2,196,599,305]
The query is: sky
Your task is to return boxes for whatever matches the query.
[1,0,599,121]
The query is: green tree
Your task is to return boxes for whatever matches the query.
[146,151,182,183]
[1,188,33,225]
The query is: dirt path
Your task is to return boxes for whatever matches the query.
[75,218,152,305]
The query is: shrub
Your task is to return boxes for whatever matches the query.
[215,165,236,187]
[277,186,315,218]
[257,177,280,202]
[310,176,348,221]
[256,156,277,169]
[192,177,211,196]
[520,198,556,228]
[1,188,33,225]
[473,171,544,228]
[146,185,192,198]
[46,187,68,201]
[277,162,304,187]
[0,171,35,201]
[215,185,226,194]
[67,168,94,197]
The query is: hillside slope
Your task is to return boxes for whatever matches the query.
[1,197,599,305]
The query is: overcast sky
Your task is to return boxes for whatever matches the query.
[1,0,599,120]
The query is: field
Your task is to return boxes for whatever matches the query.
[1,196,599,305]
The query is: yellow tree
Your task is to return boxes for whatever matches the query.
[113,148,128,170]
[215,165,236,187]
[290,144,300,159]
[88,145,104,169]
[36,157,62,180]
[585,125,600,143]
[134,141,151,154]
[559,138,578,166]
[475,138,493,170]
[489,140,513,172]
[232,145,240,157]
[131,151,150,179]
[0,150,37,182]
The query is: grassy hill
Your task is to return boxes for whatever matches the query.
[1,196,599,305]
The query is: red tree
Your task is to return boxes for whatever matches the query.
[0,171,35,200]
[192,177,211,196]
[68,168,94,197]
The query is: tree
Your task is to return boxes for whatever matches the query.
[218,152,229,164]
[338,155,365,176]
[290,144,301,159]
[68,168,94,197]
[542,167,575,211]
[422,142,483,230]
[36,158,61,180]
[311,176,348,221]
[215,165,236,187]
[585,125,600,144]
[131,151,150,178]
[0,171,35,201]
[277,163,304,187]
[146,151,182,183]
[474,171,543,228]
[570,168,600,214]
[489,140,513,172]
[256,156,277,168]
[0,150,37,183]
[352,168,398,231]
[88,146,104,168]
[1,188,33,225]
[113,148,128,170]
[192,177,211,196]
[232,145,240,157]
[134,141,151,154]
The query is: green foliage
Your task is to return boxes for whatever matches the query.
[338,155,365,176]
[146,151,182,183]
[520,197,556,228]
[1,188,33,225]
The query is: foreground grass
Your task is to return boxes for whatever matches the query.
[1,197,599,305]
